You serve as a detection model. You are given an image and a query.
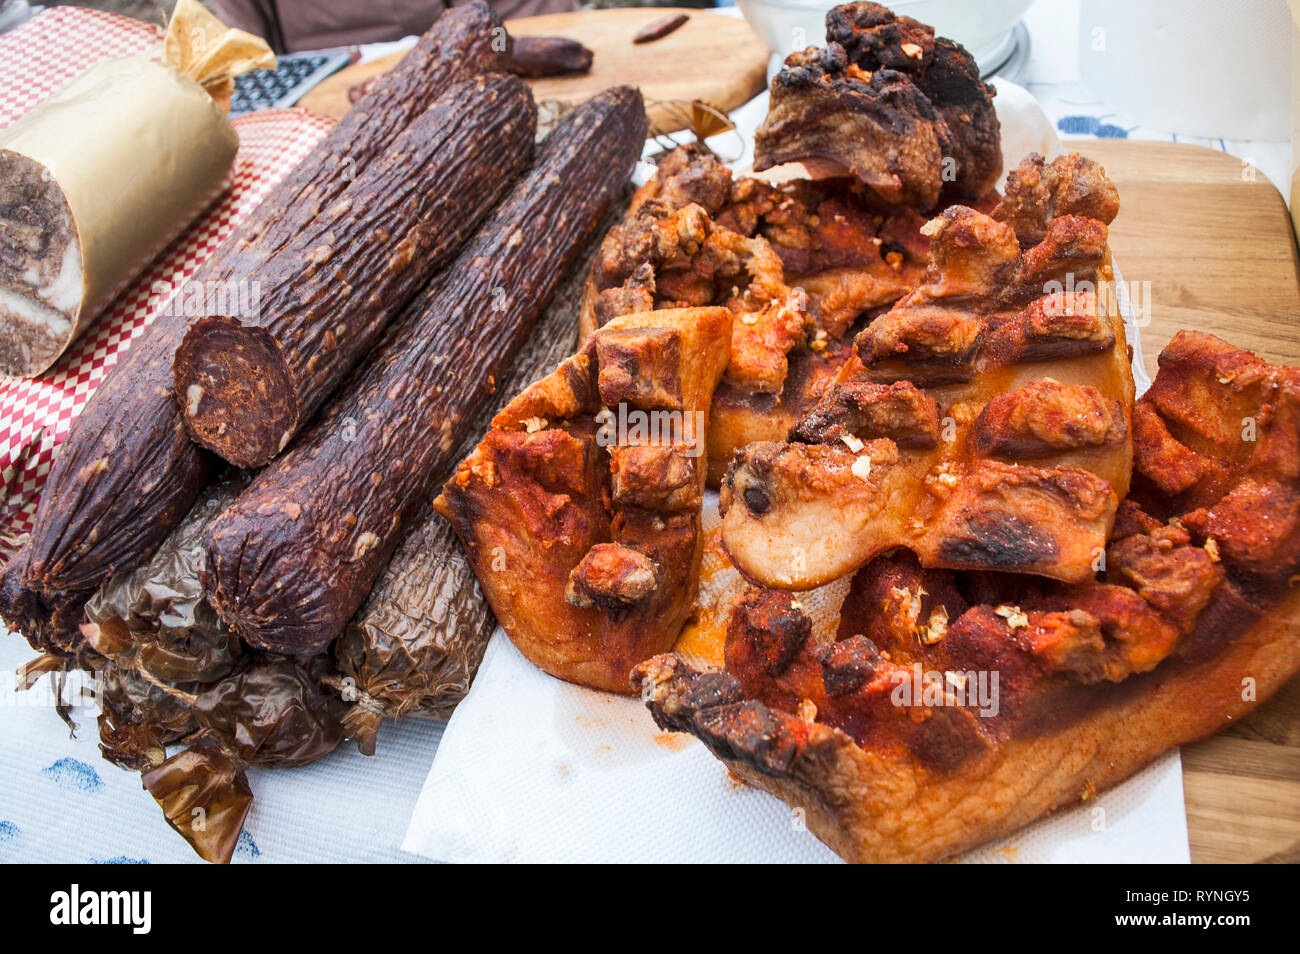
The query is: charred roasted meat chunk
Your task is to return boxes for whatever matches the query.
[648,142,735,215]
[635,502,1276,861]
[593,200,713,298]
[566,543,663,612]
[993,152,1120,248]
[755,44,953,209]
[721,200,1133,588]
[754,2,1000,208]
[437,307,732,693]
[582,142,933,339]
[636,333,1300,864]
[826,2,1001,201]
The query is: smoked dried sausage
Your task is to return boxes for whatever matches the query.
[333,195,629,752]
[506,36,593,76]
[174,73,536,468]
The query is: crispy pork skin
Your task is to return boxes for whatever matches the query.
[636,333,1300,864]
[971,379,1127,459]
[1133,330,1300,595]
[587,194,810,396]
[791,380,940,448]
[436,308,732,693]
[720,202,1133,588]
[721,440,1116,587]
[993,152,1120,248]
[634,586,1299,863]
[579,146,948,483]
[582,150,1121,488]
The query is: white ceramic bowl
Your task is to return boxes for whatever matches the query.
[735,0,1031,68]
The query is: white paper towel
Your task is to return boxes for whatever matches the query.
[402,632,1189,864]
[991,76,1065,188]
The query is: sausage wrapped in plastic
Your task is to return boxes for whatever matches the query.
[82,471,251,686]
[81,474,345,863]
[128,654,343,864]
[97,661,200,771]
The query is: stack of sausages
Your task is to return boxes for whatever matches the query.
[2,0,647,765]
[4,2,515,650]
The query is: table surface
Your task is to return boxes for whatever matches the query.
[298,8,771,134]
[1084,139,1300,864]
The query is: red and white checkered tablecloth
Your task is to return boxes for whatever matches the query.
[0,7,334,560]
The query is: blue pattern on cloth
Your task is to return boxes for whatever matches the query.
[41,757,104,793]
[1056,115,1132,139]
[1093,123,1130,139]
[235,830,261,860]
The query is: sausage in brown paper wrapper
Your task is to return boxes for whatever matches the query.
[0,57,238,377]
[0,0,276,377]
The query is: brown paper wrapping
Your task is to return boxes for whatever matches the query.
[0,2,273,377]
[164,0,278,112]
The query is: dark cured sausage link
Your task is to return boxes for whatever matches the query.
[506,36,594,77]
[333,193,629,752]
[204,86,648,656]
[0,544,84,655]
[207,3,509,285]
[634,14,689,44]
[9,5,506,616]
[17,311,213,603]
[173,74,537,469]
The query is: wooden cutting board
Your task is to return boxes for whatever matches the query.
[297,8,771,134]
[1084,140,1300,864]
